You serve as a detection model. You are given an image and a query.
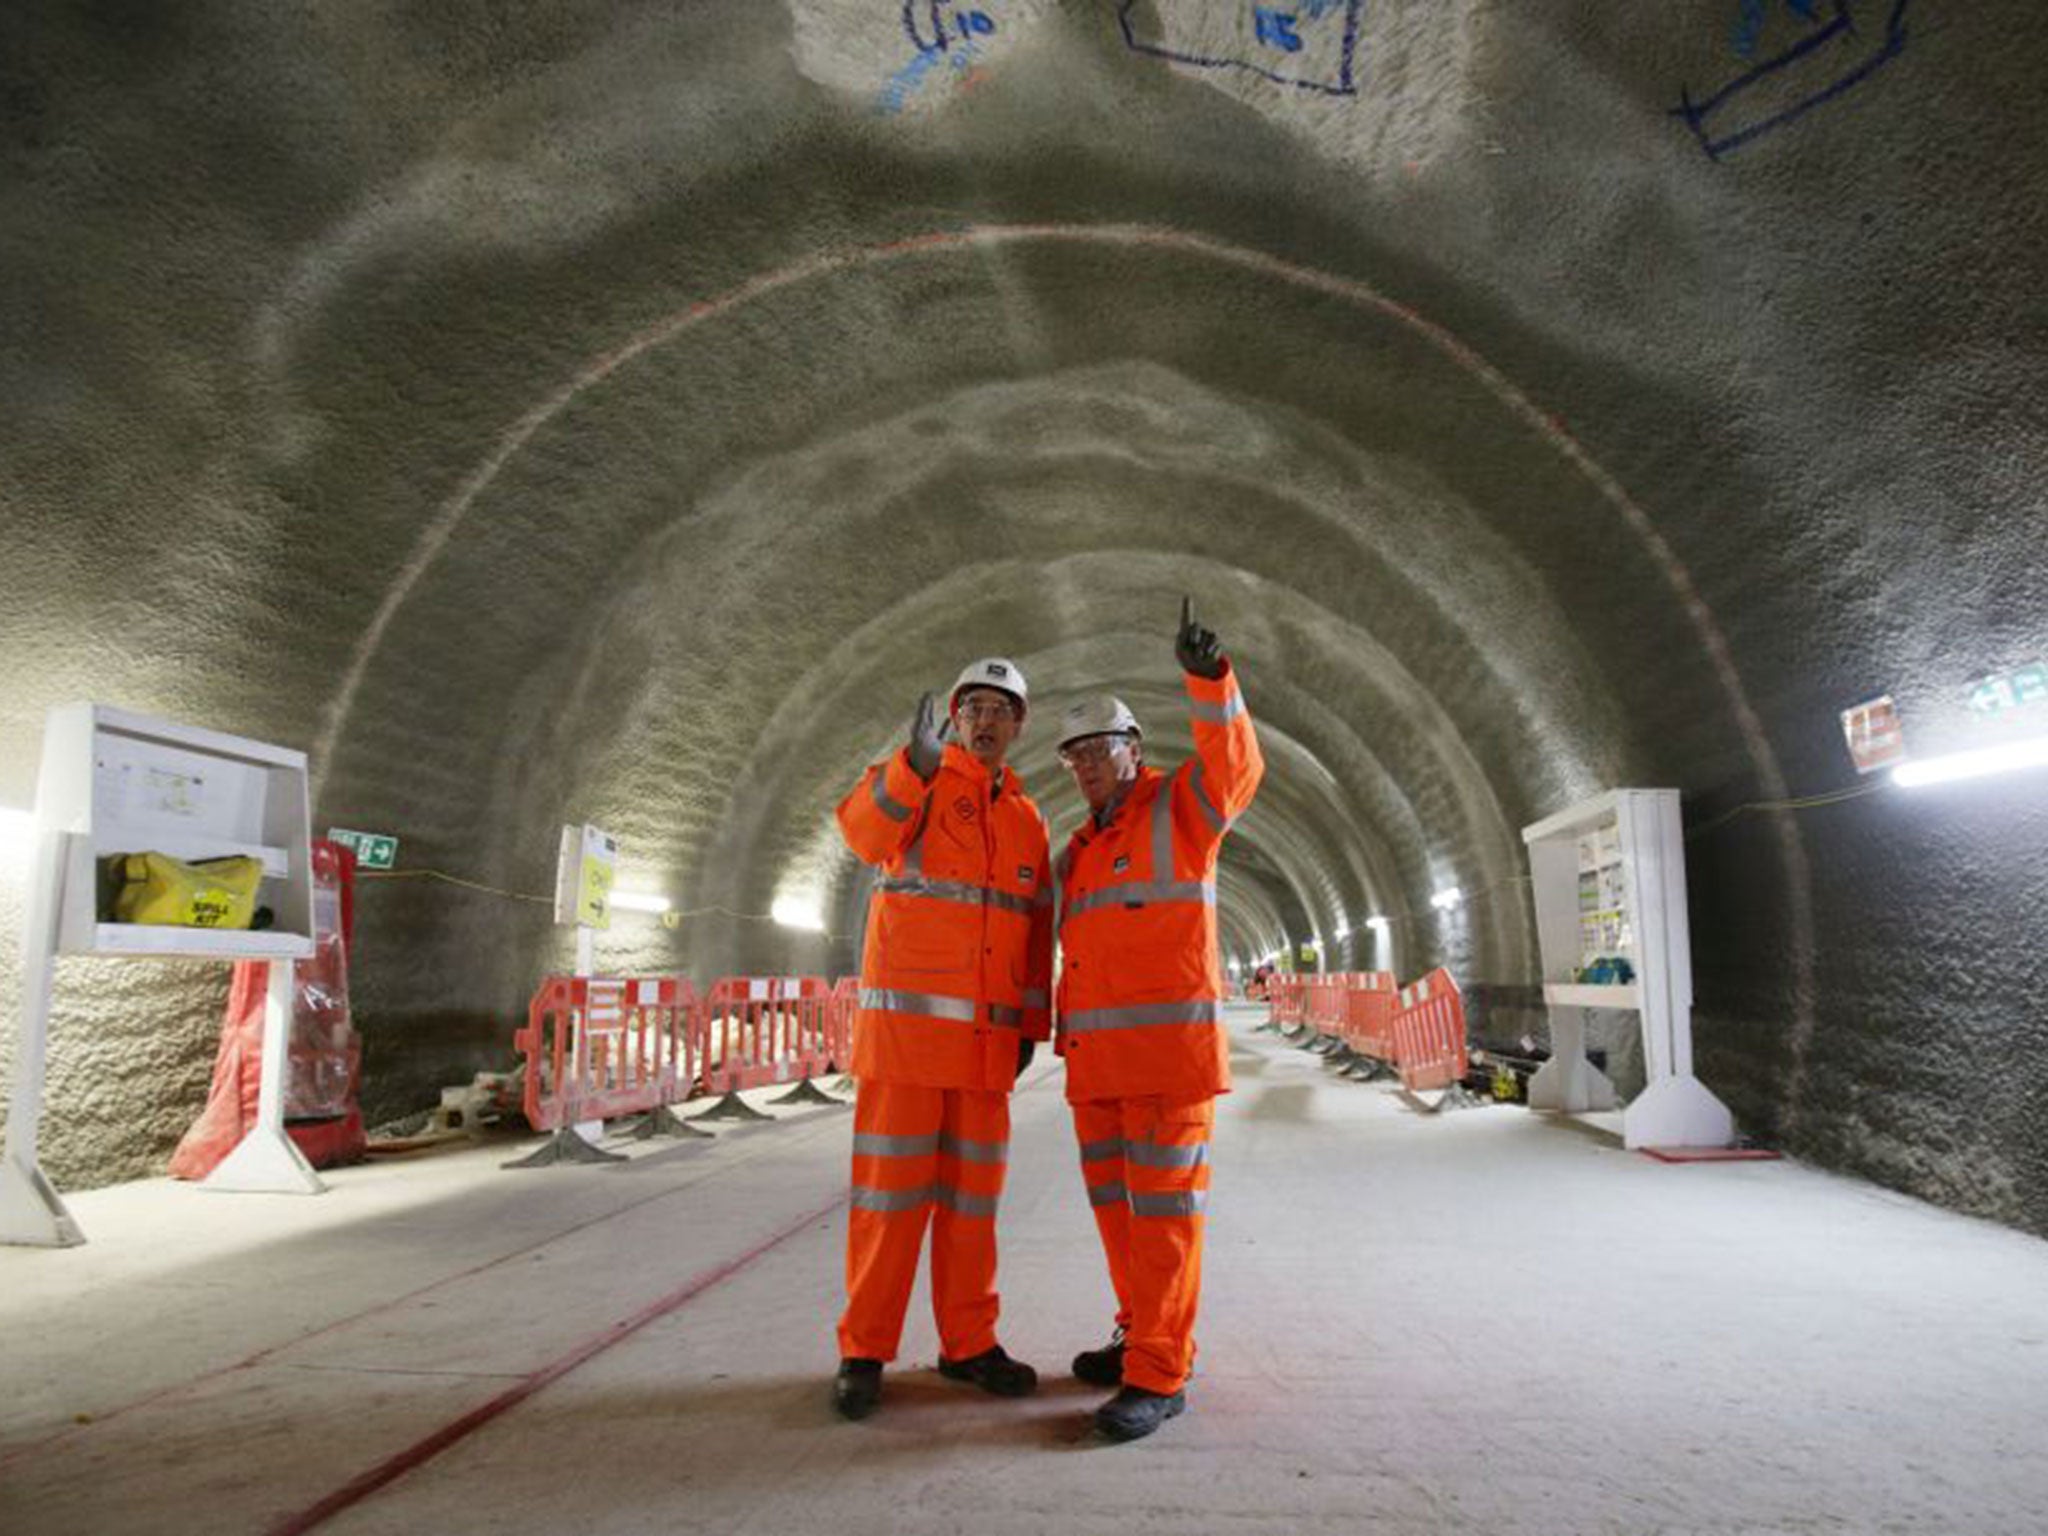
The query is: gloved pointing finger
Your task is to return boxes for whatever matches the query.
[1175,595,1226,679]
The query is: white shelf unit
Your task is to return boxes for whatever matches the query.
[1521,788,1733,1150]
[2,704,322,1248]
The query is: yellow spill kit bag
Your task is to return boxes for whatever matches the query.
[111,852,264,930]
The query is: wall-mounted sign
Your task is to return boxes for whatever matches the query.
[1840,695,1905,775]
[554,823,617,930]
[326,827,398,871]
[1966,664,2048,717]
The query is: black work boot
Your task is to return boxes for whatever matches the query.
[1071,1329,1126,1387]
[833,1358,884,1419]
[936,1344,1039,1397]
[1095,1385,1186,1441]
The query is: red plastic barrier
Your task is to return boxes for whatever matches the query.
[1391,968,1468,1093]
[827,976,859,1071]
[698,976,836,1096]
[1339,973,1400,1061]
[1267,974,1308,1029]
[516,974,700,1132]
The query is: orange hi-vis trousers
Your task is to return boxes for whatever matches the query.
[838,1081,1012,1364]
[1073,1095,1215,1395]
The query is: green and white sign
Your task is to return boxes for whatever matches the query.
[328,827,400,871]
[1967,663,2048,717]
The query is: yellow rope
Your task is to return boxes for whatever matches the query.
[1683,778,1886,842]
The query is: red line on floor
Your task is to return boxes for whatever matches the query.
[0,1116,848,1472]
[264,1190,846,1536]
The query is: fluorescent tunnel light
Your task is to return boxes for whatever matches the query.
[772,894,827,932]
[1892,734,2048,789]
[1429,886,1464,911]
[610,891,673,915]
[1365,915,1390,931]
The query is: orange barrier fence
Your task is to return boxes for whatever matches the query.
[1266,973,1308,1030]
[1338,973,1401,1061]
[698,975,839,1096]
[1391,968,1468,1093]
[515,974,702,1133]
[828,976,859,1073]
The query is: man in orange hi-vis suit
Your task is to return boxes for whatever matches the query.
[830,657,1054,1420]
[1054,599,1264,1441]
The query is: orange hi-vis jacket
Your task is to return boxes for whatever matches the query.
[837,741,1054,1093]
[1055,662,1264,1103]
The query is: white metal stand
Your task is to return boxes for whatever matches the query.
[1522,789,1734,1150]
[2,704,318,1244]
[199,960,324,1194]
[0,828,82,1245]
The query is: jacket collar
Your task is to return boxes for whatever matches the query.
[1074,765,1161,843]
[940,741,1012,798]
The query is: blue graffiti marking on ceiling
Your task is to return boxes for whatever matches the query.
[1675,0,1910,160]
[880,2,997,114]
[1120,0,1364,98]
[1733,0,1822,61]
[903,0,996,56]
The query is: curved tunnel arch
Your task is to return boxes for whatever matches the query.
[3,3,2042,1240]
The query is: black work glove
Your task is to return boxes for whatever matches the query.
[1175,595,1226,679]
[1017,1037,1037,1074]
[907,691,945,780]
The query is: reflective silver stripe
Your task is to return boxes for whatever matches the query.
[904,810,929,877]
[859,989,977,1023]
[853,1132,939,1158]
[869,766,913,823]
[1021,988,1048,1008]
[1063,1000,1225,1035]
[1189,694,1245,725]
[987,1004,1024,1028]
[1131,1190,1207,1217]
[937,1134,1007,1165]
[874,875,1034,914]
[1151,786,1174,882]
[851,1184,932,1213]
[1061,881,1216,922]
[934,1184,1000,1217]
[1078,1138,1124,1163]
[1126,1140,1208,1171]
[1189,761,1227,835]
[1087,1180,1129,1208]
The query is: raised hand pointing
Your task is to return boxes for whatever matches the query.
[907,691,946,780]
[1175,595,1226,679]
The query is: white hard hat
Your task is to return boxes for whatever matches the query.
[1056,695,1142,749]
[951,657,1028,721]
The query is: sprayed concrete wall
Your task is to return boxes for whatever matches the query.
[1,3,2043,1235]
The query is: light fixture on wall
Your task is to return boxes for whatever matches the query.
[1429,886,1464,911]
[1365,915,1390,931]
[610,891,672,915]
[771,893,827,932]
[1892,734,2048,789]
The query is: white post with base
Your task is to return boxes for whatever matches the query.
[200,959,325,1194]
[0,826,84,1245]
[1522,788,1734,1150]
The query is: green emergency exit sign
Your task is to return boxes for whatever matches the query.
[328,827,399,871]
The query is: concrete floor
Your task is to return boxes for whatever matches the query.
[4,1005,2045,1536]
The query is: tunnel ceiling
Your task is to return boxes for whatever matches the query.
[4,2,2047,1233]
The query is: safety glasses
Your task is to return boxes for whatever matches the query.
[1058,735,1132,769]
